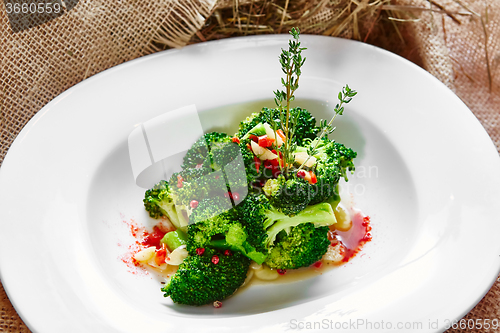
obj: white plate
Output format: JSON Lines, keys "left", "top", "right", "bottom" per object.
{"left": 1, "top": 35, "right": 500, "bottom": 333}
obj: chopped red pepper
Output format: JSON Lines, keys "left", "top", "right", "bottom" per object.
{"left": 190, "top": 200, "right": 199, "bottom": 209}
{"left": 309, "top": 171, "right": 318, "bottom": 184}
{"left": 213, "top": 301, "right": 222, "bottom": 308}
{"left": 248, "top": 134, "right": 259, "bottom": 143}
{"left": 297, "top": 170, "right": 306, "bottom": 179}
{"left": 212, "top": 255, "right": 219, "bottom": 264}
{"left": 253, "top": 155, "right": 261, "bottom": 173}
{"left": 232, "top": 137, "right": 240, "bottom": 144}
{"left": 155, "top": 249, "right": 167, "bottom": 266}
{"left": 232, "top": 192, "right": 240, "bottom": 202}
{"left": 196, "top": 248, "right": 205, "bottom": 256}
{"left": 224, "top": 249, "right": 232, "bottom": 256}
{"left": 277, "top": 269, "right": 287, "bottom": 275}
{"left": 263, "top": 160, "right": 273, "bottom": 169}
{"left": 141, "top": 226, "right": 166, "bottom": 249}
{"left": 258, "top": 135, "right": 275, "bottom": 148}
{"left": 276, "top": 129, "right": 286, "bottom": 142}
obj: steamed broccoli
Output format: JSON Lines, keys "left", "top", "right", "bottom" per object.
{"left": 259, "top": 137, "right": 356, "bottom": 210}
{"left": 236, "top": 107, "right": 319, "bottom": 144}
{"left": 263, "top": 174, "right": 309, "bottom": 215}
{"left": 236, "top": 194, "right": 337, "bottom": 247}
{"left": 143, "top": 180, "right": 186, "bottom": 229}
{"left": 147, "top": 29, "right": 359, "bottom": 308}
{"left": 186, "top": 196, "right": 268, "bottom": 264}
{"left": 299, "top": 137, "right": 357, "bottom": 204}
{"left": 265, "top": 223, "right": 331, "bottom": 269}
{"left": 169, "top": 166, "right": 227, "bottom": 207}
{"left": 161, "top": 248, "right": 250, "bottom": 306}
{"left": 210, "top": 223, "right": 268, "bottom": 264}
{"left": 181, "top": 132, "right": 232, "bottom": 170}
{"left": 186, "top": 196, "right": 235, "bottom": 253}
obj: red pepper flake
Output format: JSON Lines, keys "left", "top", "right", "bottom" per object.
{"left": 213, "top": 301, "right": 222, "bottom": 308}
{"left": 297, "top": 170, "right": 306, "bottom": 179}
{"left": 212, "top": 255, "right": 219, "bottom": 264}
{"left": 312, "top": 261, "right": 323, "bottom": 269}
{"left": 224, "top": 249, "right": 232, "bottom": 256}
{"left": 277, "top": 269, "right": 287, "bottom": 275}
{"left": 196, "top": 248, "right": 205, "bottom": 256}
{"left": 232, "top": 137, "right": 240, "bottom": 144}
{"left": 190, "top": 200, "right": 199, "bottom": 209}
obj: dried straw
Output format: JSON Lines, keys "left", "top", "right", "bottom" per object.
{"left": 145, "top": 0, "right": 486, "bottom": 78}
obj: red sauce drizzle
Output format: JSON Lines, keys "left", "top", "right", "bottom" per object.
{"left": 329, "top": 211, "right": 372, "bottom": 264}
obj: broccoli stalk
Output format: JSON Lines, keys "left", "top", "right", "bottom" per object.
{"left": 210, "top": 224, "right": 268, "bottom": 264}
{"left": 143, "top": 180, "right": 187, "bottom": 230}
{"left": 265, "top": 202, "right": 336, "bottom": 246}
{"left": 236, "top": 194, "right": 337, "bottom": 247}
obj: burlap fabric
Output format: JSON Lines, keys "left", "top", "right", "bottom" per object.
{"left": 0, "top": 1, "right": 499, "bottom": 332}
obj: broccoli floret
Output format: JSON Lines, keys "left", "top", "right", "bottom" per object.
{"left": 169, "top": 166, "right": 227, "bottom": 207}
{"left": 186, "top": 196, "right": 235, "bottom": 253}
{"left": 300, "top": 138, "right": 357, "bottom": 204}
{"left": 265, "top": 223, "right": 330, "bottom": 269}
{"left": 236, "top": 194, "right": 336, "bottom": 247}
{"left": 186, "top": 196, "right": 268, "bottom": 263}
{"left": 143, "top": 180, "right": 185, "bottom": 229}
{"left": 235, "top": 193, "right": 284, "bottom": 246}
{"left": 211, "top": 141, "right": 249, "bottom": 202}
{"left": 181, "top": 132, "right": 232, "bottom": 170}
{"left": 161, "top": 248, "right": 250, "bottom": 306}
{"left": 210, "top": 223, "right": 268, "bottom": 264}
{"left": 263, "top": 175, "right": 309, "bottom": 215}
{"left": 330, "top": 141, "right": 357, "bottom": 180}
{"left": 236, "top": 111, "right": 267, "bottom": 140}
{"left": 290, "top": 107, "right": 320, "bottom": 144}
{"left": 179, "top": 134, "right": 250, "bottom": 205}
{"left": 236, "top": 107, "right": 319, "bottom": 144}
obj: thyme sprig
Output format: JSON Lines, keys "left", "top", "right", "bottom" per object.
{"left": 272, "top": 27, "right": 306, "bottom": 175}
{"left": 297, "top": 85, "right": 357, "bottom": 171}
